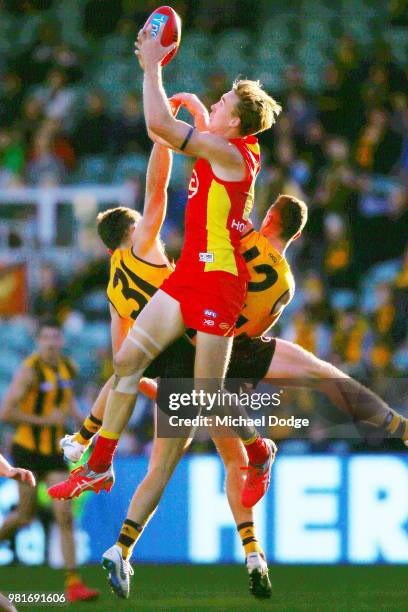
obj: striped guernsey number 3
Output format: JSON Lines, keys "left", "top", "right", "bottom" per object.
{"left": 113, "top": 268, "right": 148, "bottom": 319}
{"left": 236, "top": 244, "right": 279, "bottom": 329}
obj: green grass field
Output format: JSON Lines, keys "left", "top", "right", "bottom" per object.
{"left": 0, "top": 565, "right": 406, "bottom": 611}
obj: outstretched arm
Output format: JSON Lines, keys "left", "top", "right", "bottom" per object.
{"left": 132, "top": 143, "right": 173, "bottom": 256}
{"left": 136, "top": 26, "right": 243, "bottom": 171}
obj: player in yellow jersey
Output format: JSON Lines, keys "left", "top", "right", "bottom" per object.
{"left": 0, "top": 318, "right": 99, "bottom": 603}
{"left": 59, "top": 139, "right": 175, "bottom": 464}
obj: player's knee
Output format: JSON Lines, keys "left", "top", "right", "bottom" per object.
{"left": 112, "top": 351, "right": 139, "bottom": 377}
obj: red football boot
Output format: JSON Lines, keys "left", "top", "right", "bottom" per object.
{"left": 48, "top": 463, "right": 114, "bottom": 500}
{"left": 241, "top": 439, "right": 277, "bottom": 508}
{"left": 66, "top": 582, "right": 100, "bottom": 603}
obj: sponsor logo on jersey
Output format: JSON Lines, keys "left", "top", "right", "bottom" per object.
{"left": 203, "top": 319, "right": 215, "bottom": 326}
{"left": 203, "top": 309, "right": 218, "bottom": 318}
{"left": 231, "top": 218, "right": 246, "bottom": 232}
{"left": 150, "top": 14, "right": 168, "bottom": 39}
{"left": 199, "top": 252, "right": 214, "bottom": 263}
{"left": 39, "top": 382, "right": 55, "bottom": 392}
{"left": 219, "top": 322, "right": 230, "bottom": 330}
{"left": 188, "top": 169, "right": 199, "bottom": 199}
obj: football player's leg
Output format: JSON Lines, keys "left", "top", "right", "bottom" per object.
{"left": 47, "top": 471, "right": 99, "bottom": 602}
{"left": 62, "top": 376, "right": 159, "bottom": 464}
{"left": 118, "top": 434, "right": 191, "bottom": 557}
{"left": 47, "top": 472, "right": 77, "bottom": 573}
{"left": 103, "top": 433, "right": 192, "bottom": 599}
{"left": 48, "top": 291, "right": 185, "bottom": 499}
{"left": 212, "top": 435, "right": 272, "bottom": 598}
{"left": 266, "top": 339, "right": 408, "bottom": 440}
{"left": 115, "top": 359, "right": 194, "bottom": 562}
{"left": 194, "top": 333, "right": 275, "bottom": 507}
{"left": 102, "top": 290, "right": 185, "bottom": 434}
{"left": 194, "top": 332, "right": 256, "bottom": 437}
{"left": 88, "top": 293, "right": 183, "bottom": 472}
{"left": 60, "top": 376, "right": 111, "bottom": 462}
{"left": 0, "top": 480, "right": 36, "bottom": 541}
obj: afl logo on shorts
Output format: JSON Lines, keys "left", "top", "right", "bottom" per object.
{"left": 204, "top": 309, "right": 217, "bottom": 318}
{"left": 219, "top": 322, "right": 230, "bottom": 330}
{"left": 188, "top": 169, "right": 199, "bottom": 199}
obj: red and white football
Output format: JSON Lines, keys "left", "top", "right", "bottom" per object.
{"left": 143, "top": 6, "right": 182, "bottom": 66}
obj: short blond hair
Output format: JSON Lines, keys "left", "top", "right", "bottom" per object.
{"left": 232, "top": 79, "right": 282, "bottom": 136}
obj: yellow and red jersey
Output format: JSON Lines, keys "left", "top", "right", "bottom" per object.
{"left": 177, "top": 135, "right": 260, "bottom": 279}
{"left": 107, "top": 229, "right": 294, "bottom": 339}
{"left": 235, "top": 229, "right": 295, "bottom": 337}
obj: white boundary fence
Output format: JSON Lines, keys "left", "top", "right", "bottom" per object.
{"left": 0, "top": 185, "right": 136, "bottom": 247}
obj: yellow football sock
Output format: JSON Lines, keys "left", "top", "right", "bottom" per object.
{"left": 237, "top": 521, "right": 264, "bottom": 557}
{"left": 385, "top": 414, "right": 408, "bottom": 440}
{"left": 242, "top": 433, "right": 259, "bottom": 446}
{"left": 73, "top": 414, "right": 102, "bottom": 446}
{"left": 116, "top": 519, "right": 144, "bottom": 561}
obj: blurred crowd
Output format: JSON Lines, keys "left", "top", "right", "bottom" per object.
{"left": 0, "top": 0, "right": 407, "bottom": 452}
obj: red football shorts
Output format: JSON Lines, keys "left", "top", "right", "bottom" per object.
{"left": 161, "top": 269, "right": 247, "bottom": 336}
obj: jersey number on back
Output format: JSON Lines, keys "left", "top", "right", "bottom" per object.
{"left": 236, "top": 245, "right": 279, "bottom": 330}
{"left": 113, "top": 268, "right": 148, "bottom": 319}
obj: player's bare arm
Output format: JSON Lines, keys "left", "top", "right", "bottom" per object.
{"left": 132, "top": 143, "right": 172, "bottom": 257}
{"left": 266, "top": 289, "right": 294, "bottom": 329}
{"left": 1, "top": 366, "right": 39, "bottom": 425}
{"left": 110, "top": 303, "right": 131, "bottom": 356}
{"left": 136, "top": 26, "right": 246, "bottom": 178}
{"left": 1, "top": 366, "right": 64, "bottom": 427}
{"left": 172, "top": 93, "right": 210, "bottom": 131}
{"left": 147, "top": 94, "right": 208, "bottom": 151}
{"left": 0, "top": 453, "right": 36, "bottom": 486}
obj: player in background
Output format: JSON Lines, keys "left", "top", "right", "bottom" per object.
{"left": 51, "top": 23, "right": 283, "bottom": 509}
{"left": 0, "top": 319, "right": 99, "bottom": 603}
{"left": 0, "top": 453, "right": 35, "bottom": 612}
